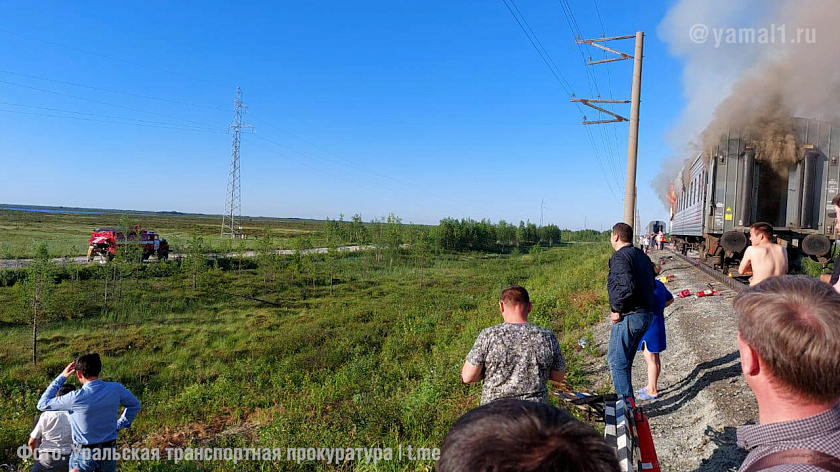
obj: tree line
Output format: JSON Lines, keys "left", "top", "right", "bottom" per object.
{"left": 319, "top": 214, "right": 565, "bottom": 252}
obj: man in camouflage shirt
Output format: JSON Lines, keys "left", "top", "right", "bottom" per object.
{"left": 461, "top": 285, "right": 566, "bottom": 405}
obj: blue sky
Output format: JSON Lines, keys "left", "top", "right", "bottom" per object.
{"left": 0, "top": 0, "right": 686, "bottom": 228}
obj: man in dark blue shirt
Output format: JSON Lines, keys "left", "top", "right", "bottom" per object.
{"left": 607, "top": 222, "right": 654, "bottom": 400}
{"left": 37, "top": 353, "right": 141, "bottom": 472}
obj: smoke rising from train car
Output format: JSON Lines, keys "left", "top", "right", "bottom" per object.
{"left": 654, "top": 0, "right": 840, "bottom": 207}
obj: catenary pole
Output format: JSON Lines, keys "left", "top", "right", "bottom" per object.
{"left": 571, "top": 31, "right": 644, "bottom": 231}
{"left": 623, "top": 32, "right": 644, "bottom": 229}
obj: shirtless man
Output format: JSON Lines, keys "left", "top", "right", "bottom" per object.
{"left": 738, "top": 222, "right": 788, "bottom": 286}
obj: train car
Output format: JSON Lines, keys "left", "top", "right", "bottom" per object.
{"left": 670, "top": 117, "right": 839, "bottom": 272}
{"left": 669, "top": 154, "right": 706, "bottom": 247}
{"left": 644, "top": 221, "right": 667, "bottom": 236}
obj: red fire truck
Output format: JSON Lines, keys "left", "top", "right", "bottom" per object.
{"left": 87, "top": 227, "right": 169, "bottom": 262}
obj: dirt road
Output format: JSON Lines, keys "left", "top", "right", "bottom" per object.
{"left": 0, "top": 245, "right": 374, "bottom": 269}
{"left": 585, "top": 249, "right": 757, "bottom": 472}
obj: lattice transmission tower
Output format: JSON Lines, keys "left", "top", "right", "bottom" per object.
{"left": 221, "top": 87, "right": 252, "bottom": 238}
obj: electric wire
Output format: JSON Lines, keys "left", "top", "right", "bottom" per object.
{"left": 556, "top": 0, "right": 625, "bottom": 193}
{"left": 0, "top": 28, "right": 230, "bottom": 89}
{"left": 590, "top": 0, "right": 628, "bottom": 193}
{"left": 0, "top": 100, "right": 226, "bottom": 131}
{"left": 242, "top": 135, "right": 472, "bottom": 216}
{"left": 0, "top": 69, "right": 230, "bottom": 112}
{"left": 0, "top": 78, "right": 226, "bottom": 130}
{"left": 499, "top": 0, "right": 574, "bottom": 96}
{"left": 0, "top": 107, "right": 227, "bottom": 133}
{"left": 498, "top": 0, "right": 620, "bottom": 201}
{"left": 247, "top": 132, "right": 487, "bottom": 215}
{"left": 249, "top": 114, "right": 439, "bottom": 193}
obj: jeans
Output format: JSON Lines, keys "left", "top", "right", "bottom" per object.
{"left": 31, "top": 453, "right": 69, "bottom": 472}
{"left": 69, "top": 447, "right": 117, "bottom": 472}
{"left": 608, "top": 310, "right": 653, "bottom": 399}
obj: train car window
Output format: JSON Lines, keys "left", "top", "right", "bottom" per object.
{"left": 694, "top": 175, "right": 700, "bottom": 203}
{"left": 694, "top": 177, "right": 698, "bottom": 203}
{"left": 695, "top": 177, "right": 699, "bottom": 203}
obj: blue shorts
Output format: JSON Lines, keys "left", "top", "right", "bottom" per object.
{"left": 638, "top": 314, "right": 666, "bottom": 353}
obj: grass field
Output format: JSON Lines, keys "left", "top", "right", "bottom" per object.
{"left": 0, "top": 234, "right": 611, "bottom": 471}
{"left": 0, "top": 208, "right": 327, "bottom": 258}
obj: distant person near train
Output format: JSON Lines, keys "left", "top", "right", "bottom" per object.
{"left": 655, "top": 231, "right": 665, "bottom": 251}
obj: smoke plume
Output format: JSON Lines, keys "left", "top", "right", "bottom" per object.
{"left": 654, "top": 0, "right": 840, "bottom": 207}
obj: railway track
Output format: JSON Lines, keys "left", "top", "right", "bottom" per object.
{"left": 666, "top": 248, "right": 748, "bottom": 292}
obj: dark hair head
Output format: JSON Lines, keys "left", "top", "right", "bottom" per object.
{"left": 749, "top": 222, "right": 775, "bottom": 242}
{"left": 57, "top": 385, "right": 76, "bottom": 397}
{"left": 75, "top": 353, "right": 102, "bottom": 379}
{"left": 438, "top": 399, "right": 620, "bottom": 472}
{"left": 611, "top": 223, "right": 632, "bottom": 243}
{"left": 501, "top": 285, "right": 530, "bottom": 306}
{"left": 831, "top": 193, "right": 840, "bottom": 207}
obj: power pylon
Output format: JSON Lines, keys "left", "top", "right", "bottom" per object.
{"left": 540, "top": 198, "right": 546, "bottom": 227}
{"left": 222, "top": 87, "right": 253, "bottom": 239}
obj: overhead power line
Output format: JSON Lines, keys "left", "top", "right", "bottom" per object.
{"left": 499, "top": 0, "right": 574, "bottom": 96}
{"left": 0, "top": 107, "right": 226, "bottom": 133}
{"left": 247, "top": 132, "right": 485, "bottom": 215}
{"left": 0, "top": 69, "right": 230, "bottom": 112}
{"left": 0, "top": 100, "right": 226, "bottom": 131}
{"left": 0, "top": 78, "right": 223, "bottom": 129}
{"left": 557, "top": 0, "right": 624, "bottom": 194}
{"left": 0, "top": 28, "right": 230, "bottom": 89}
{"left": 497, "top": 0, "right": 621, "bottom": 202}
{"left": 243, "top": 135, "right": 473, "bottom": 216}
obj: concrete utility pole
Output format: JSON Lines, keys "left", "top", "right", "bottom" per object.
{"left": 571, "top": 32, "right": 644, "bottom": 231}
{"left": 625, "top": 32, "right": 644, "bottom": 230}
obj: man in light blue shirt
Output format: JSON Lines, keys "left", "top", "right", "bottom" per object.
{"left": 36, "top": 353, "right": 141, "bottom": 472}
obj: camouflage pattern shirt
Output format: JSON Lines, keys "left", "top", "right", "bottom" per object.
{"left": 466, "top": 322, "right": 565, "bottom": 405}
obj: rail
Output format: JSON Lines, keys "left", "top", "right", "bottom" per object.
{"left": 667, "top": 249, "right": 748, "bottom": 292}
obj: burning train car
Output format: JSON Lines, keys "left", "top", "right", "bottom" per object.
{"left": 670, "top": 117, "right": 839, "bottom": 272}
